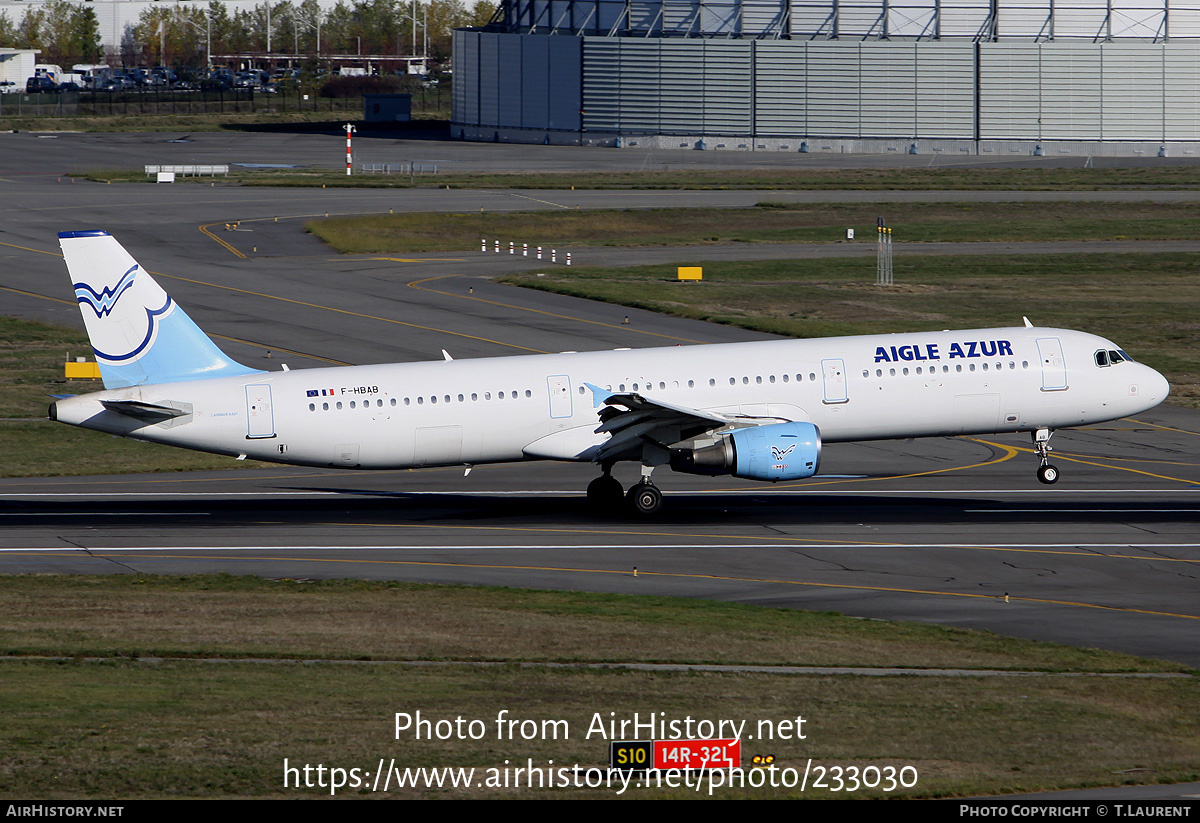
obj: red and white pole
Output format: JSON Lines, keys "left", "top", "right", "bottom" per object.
{"left": 344, "top": 123, "right": 356, "bottom": 176}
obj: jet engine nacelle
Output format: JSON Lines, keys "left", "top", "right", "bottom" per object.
{"left": 669, "top": 422, "right": 821, "bottom": 482}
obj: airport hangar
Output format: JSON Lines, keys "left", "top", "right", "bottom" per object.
{"left": 452, "top": 0, "right": 1200, "bottom": 155}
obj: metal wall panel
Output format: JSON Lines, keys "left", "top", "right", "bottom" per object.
{"left": 582, "top": 39, "right": 623, "bottom": 130}
{"left": 478, "top": 32, "right": 501, "bottom": 128}
{"left": 520, "top": 34, "right": 550, "bottom": 128}
{"left": 1039, "top": 44, "right": 1102, "bottom": 139}
{"left": 979, "top": 43, "right": 1042, "bottom": 139}
{"left": 753, "top": 41, "right": 807, "bottom": 134}
{"left": 995, "top": 2, "right": 1053, "bottom": 37}
{"left": 1172, "top": 7, "right": 1200, "bottom": 37}
{"left": 452, "top": 30, "right": 476, "bottom": 126}
{"left": 1102, "top": 45, "right": 1163, "bottom": 141}
{"left": 662, "top": 0, "right": 701, "bottom": 32}
{"left": 742, "top": 0, "right": 789, "bottom": 35}
{"left": 618, "top": 41, "right": 663, "bottom": 130}
{"left": 1164, "top": 46, "right": 1200, "bottom": 139}
{"left": 789, "top": 5, "right": 839, "bottom": 37}
{"left": 804, "top": 44, "right": 862, "bottom": 135}
{"left": 460, "top": 27, "right": 1200, "bottom": 144}
{"left": 859, "top": 44, "right": 918, "bottom": 136}
{"left": 547, "top": 35, "right": 583, "bottom": 130}
{"left": 702, "top": 42, "right": 754, "bottom": 132}
{"left": 497, "top": 36, "right": 524, "bottom": 127}
{"left": 915, "top": 43, "right": 977, "bottom": 136}
{"left": 629, "top": 1, "right": 665, "bottom": 32}
{"left": 940, "top": 0, "right": 995, "bottom": 37}
{"left": 660, "top": 40, "right": 706, "bottom": 131}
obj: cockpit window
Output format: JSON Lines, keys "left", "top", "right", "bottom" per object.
{"left": 1118, "top": 349, "right": 1134, "bottom": 362}
{"left": 1108, "top": 350, "right": 1123, "bottom": 363}
{"left": 1094, "top": 350, "right": 1109, "bottom": 367}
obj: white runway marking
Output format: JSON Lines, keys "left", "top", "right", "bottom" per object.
{"left": 2, "top": 543, "right": 1198, "bottom": 553}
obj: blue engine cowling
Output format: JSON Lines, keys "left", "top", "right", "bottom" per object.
{"left": 669, "top": 422, "right": 821, "bottom": 482}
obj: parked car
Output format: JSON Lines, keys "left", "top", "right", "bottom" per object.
{"left": 0, "top": 80, "right": 20, "bottom": 94}
{"left": 26, "top": 76, "right": 58, "bottom": 93}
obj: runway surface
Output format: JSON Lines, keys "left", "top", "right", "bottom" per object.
{"left": 1, "top": 133, "right": 1198, "bottom": 668}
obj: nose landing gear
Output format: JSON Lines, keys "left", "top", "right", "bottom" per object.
{"left": 1033, "top": 428, "right": 1059, "bottom": 485}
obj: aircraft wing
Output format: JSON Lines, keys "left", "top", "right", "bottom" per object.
{"left": 585, "top": 383, "right": 789, "bottom": 464}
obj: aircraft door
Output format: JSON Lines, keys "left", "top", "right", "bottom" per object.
{"left": 1036, "top": 338, "right": 1069, "bottom": 391}
{"left": 821, "top": 359, "right": 849, "bottom": 404}
{"left": 547, "top": 374, "right": 573, "bottom": 419}
{"left": 245, "top": 384, "right": 275, "bottom": 439}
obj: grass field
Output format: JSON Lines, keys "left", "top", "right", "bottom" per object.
{"left": 2, "top": 575, "right": 1196, "bottom": 799}
{"left": 308, "top": 201, "right": 1200, "bottom": 254}
{"left": 80, "top": 165, "right": 1200, "bottom": 190}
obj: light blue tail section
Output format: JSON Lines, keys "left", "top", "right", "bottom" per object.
{"left": 59, "top": 230, "right": 264, "bottom": 389}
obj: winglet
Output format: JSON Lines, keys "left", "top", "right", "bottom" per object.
{"left": 59, "top": 231, "right": 264, "bottom": 389}
{"left": 1023, "top": 316, "right": 1033, "bottom": 328}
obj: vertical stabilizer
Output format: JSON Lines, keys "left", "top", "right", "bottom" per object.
{"left": 59, "top": 230, "right": 264, "bottom": 389}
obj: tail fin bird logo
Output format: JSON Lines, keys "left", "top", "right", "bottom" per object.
{"left": 74, "top": 265, "right": 138, "bottom": 317}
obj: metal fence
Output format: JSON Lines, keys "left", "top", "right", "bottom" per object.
{"left": 0, "top": 86, "right": 448, "bottom": 119}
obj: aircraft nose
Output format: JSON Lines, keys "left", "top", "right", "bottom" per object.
{"left": 1140, "top": 365, "right": 1170, "bottom": 406}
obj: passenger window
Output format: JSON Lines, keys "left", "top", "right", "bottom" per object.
{"left": 308, "top": 403, "right": 315, "bottom": 411}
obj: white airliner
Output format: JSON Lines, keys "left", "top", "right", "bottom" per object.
{"left": 50, "top": 231, "right": 1170, "bottom": 514}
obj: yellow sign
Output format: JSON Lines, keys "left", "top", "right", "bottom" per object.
{"left": 65, "top": 361, "right": 101, "bottom": 379}
{"left": 677, "top": 267, "right": 703, "bottom": 281}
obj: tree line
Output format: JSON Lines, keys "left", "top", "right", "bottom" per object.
{"left": 0, "top": 0, "right": 496, "bottom": 68}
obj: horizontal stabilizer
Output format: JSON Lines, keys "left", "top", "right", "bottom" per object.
{"left": 100, "top": 399, "right": 188, "bottom": 421}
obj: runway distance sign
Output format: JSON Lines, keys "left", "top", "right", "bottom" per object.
{"left": 610, "top": 739, "right": 741, "bottom": 771}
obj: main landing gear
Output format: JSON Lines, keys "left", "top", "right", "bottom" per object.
{"left": 1033, "top": 428, "right": 1060, "bottom": 485}
{"left": 586, "top": 467, "right": 664, "bottom": 516}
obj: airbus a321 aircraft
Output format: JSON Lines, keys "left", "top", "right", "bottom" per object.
{"left": 50, "top": 230, "right": 1170, "bottom": 515}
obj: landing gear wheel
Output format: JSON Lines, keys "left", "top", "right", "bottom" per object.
{"left": 587, "top": 475, "right": 624, "bottom": 509}
{"left": 1037, "top": 464, "right": 1060, "bottom": 485}
{"left": 627, "top": 482, "right": 663, "bottom": 516}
